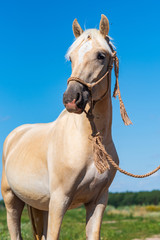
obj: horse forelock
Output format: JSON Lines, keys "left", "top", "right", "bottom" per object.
{"left": 65, "top": 29, "right": 115, "bottom": 61}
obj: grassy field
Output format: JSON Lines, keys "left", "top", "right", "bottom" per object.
{"left": 0, "top": 205, "right": 160, "bottom": 240}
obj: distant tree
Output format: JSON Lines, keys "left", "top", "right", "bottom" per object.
{"left": 0, "top": 199, "right": 5, "bottom": 208}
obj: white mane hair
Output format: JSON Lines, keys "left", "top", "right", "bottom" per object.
{"left": 65, "top": 29, "right": 114, "bottom": 61}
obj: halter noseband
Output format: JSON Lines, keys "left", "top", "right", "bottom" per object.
{"left": 67, "top": 66, "right": 113, "bottom": 93}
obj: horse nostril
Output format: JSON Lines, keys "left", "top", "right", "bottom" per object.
{"left": 75, "top": 92, "right": 82, "bottom": 106}
{"left": 76, "top": 93, "right": 80, "bottom": 102}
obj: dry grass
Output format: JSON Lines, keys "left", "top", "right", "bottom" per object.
{"left": 106, "top": 205, "right": 160, "bottom": 218}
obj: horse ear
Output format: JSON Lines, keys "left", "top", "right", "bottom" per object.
{"left": 99, "top": 14, "right": 109, "bottom": 37}
{"left": 72, "top": 19, "right": 83, "bottom": 38}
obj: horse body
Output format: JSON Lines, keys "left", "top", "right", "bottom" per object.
{"left": 1, "top": 15, "right": 127, "bottom": 240}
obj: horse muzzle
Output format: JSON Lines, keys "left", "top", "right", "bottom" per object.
{"left": 63, "top": 82, "right": 90, "bottom": 114}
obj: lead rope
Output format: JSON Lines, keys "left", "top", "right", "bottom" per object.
{"left": 113, "top": 52, "right": 132, "bottom": 125}
{"left": 91, "top": 133, "right": 160, "bottom": 177}
{"left": 87, "top": 52, "right": 160, "bottom": 177}
{"left": 88, "top": 105, "right": 160, "bottom": 177}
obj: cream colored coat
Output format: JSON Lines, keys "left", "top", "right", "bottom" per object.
{"left": 1, "top": 15, "right": 120, "bottom": 240}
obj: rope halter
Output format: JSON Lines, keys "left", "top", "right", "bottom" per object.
{"left": 67, "top": 51, "right": 132, "bottom": 126}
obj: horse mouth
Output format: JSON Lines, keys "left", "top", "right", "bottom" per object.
{"left": 65, "top": 100, "right": 83, "bottom": 114}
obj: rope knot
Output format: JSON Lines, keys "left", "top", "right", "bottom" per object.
{"left": 92, "top": 132, "right": 100, "bottom": 138}
{"left": 92, "top": 133, "right": 111, "bottom": 174}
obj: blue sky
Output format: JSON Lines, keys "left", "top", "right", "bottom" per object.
{"left": 0, "top": 0, "right": 160, "bottom": 199}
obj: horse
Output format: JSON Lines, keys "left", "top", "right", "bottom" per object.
{"left": 1, "top": 14, "right": 131, "bottom": 240}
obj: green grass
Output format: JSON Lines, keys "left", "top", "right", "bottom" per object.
{"left": 0, "top": 207, "right": 33, "bottom": 240}
{"left": 0, "top": 205, "right": 160, "bottom": 240}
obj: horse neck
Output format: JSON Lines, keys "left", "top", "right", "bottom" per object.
{"left": 82, "top": 77, "right": 112, "bottom": 142}
{"left": 92, "top": 91, "right": 112, "bottom": 138}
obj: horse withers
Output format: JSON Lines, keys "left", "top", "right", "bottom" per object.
{"left": 1, "top": 14, "right": 128, "bottom": 240}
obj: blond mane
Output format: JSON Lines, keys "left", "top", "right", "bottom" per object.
{"left": 65, "top": 29, "right": 114, "bottom": 61}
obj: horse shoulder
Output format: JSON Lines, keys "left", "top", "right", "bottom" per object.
{"left": 3, "top": 124, "right": 34, "bottom": 163}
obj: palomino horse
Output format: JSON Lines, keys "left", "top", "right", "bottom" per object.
{"left": 1, "top": 14, "right": 131, "bottom": 240}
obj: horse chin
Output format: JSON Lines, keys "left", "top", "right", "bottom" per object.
{"left": 66, "top": 107, "right": 83, "bottom": 114}
{"left": 74, "top": 108, "right": 83, "bottom": 114}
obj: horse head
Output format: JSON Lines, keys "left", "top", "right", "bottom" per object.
{"left": 63, "top": 14, "right": 113, "bottom": 114}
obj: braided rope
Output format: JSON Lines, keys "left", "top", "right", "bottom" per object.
{"left": 91, "top": 133, "right": 160, "bottom": 178}
{"left": 108, "top": 157, "right": 160, "bottom": 178}
{"left": 113, "top": 53, "right": 132, "bottom": 126}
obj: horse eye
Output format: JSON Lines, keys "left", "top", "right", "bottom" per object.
{"left": 97, "top": 52, "right": 105, "bottom": 60}
{"left": 69, "top": 56, "right": 72, "bottom": 62}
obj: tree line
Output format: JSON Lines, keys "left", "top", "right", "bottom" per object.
{"left": 108, "top": 190, "right": 160, "bottom": 207}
